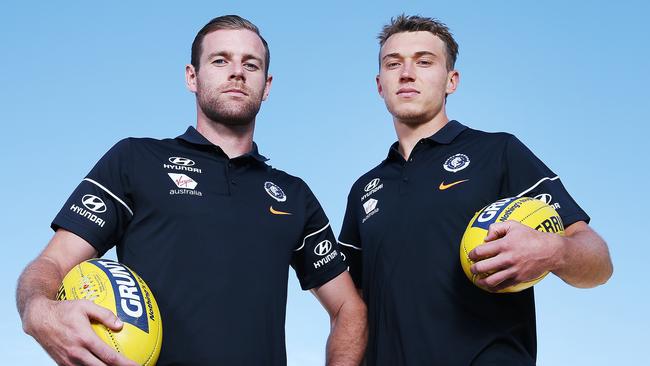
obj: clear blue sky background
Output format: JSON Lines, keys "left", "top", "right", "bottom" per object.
{"left": 1, "top": 1, "right": 647, "bottom": 365}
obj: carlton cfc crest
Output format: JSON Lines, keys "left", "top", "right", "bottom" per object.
{"left": 443, "top": 153, "right": 470, "bottom": 172}
{"left": 264, "top": 182, "right": 287, "bottom": 202}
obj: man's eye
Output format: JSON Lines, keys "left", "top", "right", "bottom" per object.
{"left": 213, "top": 59, "right": 226, "bottom": 65}
{"left": 386, "top": 62, "right": 400, "bottom": 68}
{"left": 418, "top": 60, "right": 433, "bottom": 66}
{"left": 244, "top": 63, "right": 260, "bottom": 71}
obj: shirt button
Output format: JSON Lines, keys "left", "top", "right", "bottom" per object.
{"left": 409, "top": 158, "right": 414, "bottom": 162}
{"left": 403, "top": 177, "right": 409, "bottom": 182}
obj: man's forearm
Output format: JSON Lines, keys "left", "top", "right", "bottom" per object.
{"left": 552, "top": 223, "right": 613, "bottom": 288}
{"left": 16, "top": 256, "right": 64, "bottom": 325}
{"left": 326, "top": 299, "right": 367, "bottom": 366}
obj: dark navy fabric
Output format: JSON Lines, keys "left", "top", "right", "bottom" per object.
{"left": 338, "top": 120, "right": 589, "bottom": 366}
{"left": 52, "top": 126, "right": 346, "bottom": 366}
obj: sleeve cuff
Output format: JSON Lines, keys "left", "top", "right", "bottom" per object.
{"left": 299, "top": 261, "right": 347, "bottom": 291}
{"left": 51, "top": 218, "right": 112, "bottom": 257}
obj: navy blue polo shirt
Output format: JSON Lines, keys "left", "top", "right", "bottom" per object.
{"left": 338, "top": 120, "right": 589, "bottom": 366}
{"left": 52, "top": 126, "right": 346, "bottom": 366}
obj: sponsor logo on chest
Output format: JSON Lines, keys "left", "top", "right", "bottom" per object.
{"left": 361, "top": 178, "right": 383, "bottom": 201}
{"left": 168, "top": 173, "right": 203, "bottom": 196}
{"left": 361, "top": 198, "right": 379, "bottom": 223}
{"left": 163, "top": 156, "right": 203, "bottom": 174}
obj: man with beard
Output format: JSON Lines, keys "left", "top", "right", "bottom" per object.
{"left": 338, "top": 15, "right": 612, "bottom": 365}
{"left": 17, "top": 15, "right": 367, "bottom": 366}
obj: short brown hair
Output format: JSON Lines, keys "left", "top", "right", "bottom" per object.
{"left": 191, "top": 15, "right": 270, "bottom": 76}
{"left": 378, "top": 14, "right": 458, "bottom": 70}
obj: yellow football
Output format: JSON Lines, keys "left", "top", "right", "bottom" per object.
{"left": 460, "top": 197, "right": 565, "bottom": 293}
{"left": 57, "top": 259, "right": 162, "bottom": 365}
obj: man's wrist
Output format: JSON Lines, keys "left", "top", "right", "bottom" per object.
{"left": 549, "top": 232, "right": 569, "bottom": 274}
{"left": 21, "top": 295, "right": 52, "bottom": 335}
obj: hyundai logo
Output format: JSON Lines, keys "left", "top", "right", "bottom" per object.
{"left": 82, "top": 194, "right": 107, "bottom": 213}
{"left": 364, "top": 178, "right": 381, "bottom": 192}
{"left": 168, "top": 157, "right": 195, "bottom": 166}
{"left": 314, "top": 240, "right": 332, "bottom": 256}
{"left": 535, "top": 193, "right": 553, "bottom": 205}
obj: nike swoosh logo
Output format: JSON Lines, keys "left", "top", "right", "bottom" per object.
{"left": 439, "top": 179, "right": 469, "bottom": 190}
{"left": 269, "top": 206, "right": 292, "bottom": 215}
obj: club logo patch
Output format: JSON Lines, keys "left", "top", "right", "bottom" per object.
{"left": 264, "top": 182, "right": 286, "bottom": 202}
{"left": 443, "top": 153, "right": 470, "bottom": 172}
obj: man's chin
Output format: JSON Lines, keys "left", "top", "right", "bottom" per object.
{"left": 207, "top": 112, "right": 256, "bottom": 126}
{"left": 200, "top": 101, "right": 261, "bottom": 126}
{"left": 392, "top": 112, "right": 431, "bottom": 125}
{"left": 388, "top": 103, "right": 441, "bottom": 125}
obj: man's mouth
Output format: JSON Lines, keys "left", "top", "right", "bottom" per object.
{"left": 223, "top": 88, "right": 248, "bottom": 96}
{"left": 397, "top": 87, "right": 420, "bottom": 97}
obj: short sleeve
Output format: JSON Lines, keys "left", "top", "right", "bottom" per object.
{"left": 291, "top": 184, "right": 346, "bottom": 290}
{"left": 338, "top": 189, "right": 363, "bottom": 288}
{"left": 51, "top": 138, "right": 135, "bottom": 255}
{"left": 502, "top": 135, "right": 590, "bottom": 226}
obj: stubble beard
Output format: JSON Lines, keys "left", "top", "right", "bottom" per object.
{"left": 389, "top": 103, "right": 440, "bottom": 126}
{"left": 197, "top": 81, "right": 263, "bottom": 126}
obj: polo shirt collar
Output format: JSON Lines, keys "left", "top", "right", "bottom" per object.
{"left": 387, "top": 120, "right": 467, "bottom": 161}
{"left": 427, "top": 120, "right": 467, "bottom": 144}
{"left": 176, "top": 126, "right": 269, "bottom": 162}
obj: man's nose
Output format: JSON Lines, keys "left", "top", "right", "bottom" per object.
{"left": 229, "top": 63, "right": 245, "bottom": 82}
{"left": 400, "top": 60, "right": 415, "bottom": 82}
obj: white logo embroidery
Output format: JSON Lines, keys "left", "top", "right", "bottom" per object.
{"left": 168, "top": 173, "right": 198, "bottom": 189}
{"left": 364, "top": 178, "right": 381, "bottom": 192}
{"left": 361, "top": 178, "right": 384, "bottom": 201}
{"left": 264, "top": 182, "right": 287, "bottom": 202}
{"left": 363, "top": 199, "right": 378, "bottom": 215}
{"left": 314, "top": 240, "right": 333, "bottom": 256}
{"left": 535, "top": 193, "right": 552, "bottom": 204}
{"left": 168, "top": 157, "right": 195, "bottom": 166}
{"left": 81, "top": 194, "right": 107, "bottom": 213}
{"left": 534, "top": 193, "right": 561, "bottom": 210}
{"left": 443, "top": 153, "right": 470, "bottom": 172}
{"left": 362, "top": 198, "right": 380, "bottom": 223}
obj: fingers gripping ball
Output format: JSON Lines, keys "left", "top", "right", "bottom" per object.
{"left": 57, "top": 259, "right": 162, "bottom": 365}
{"left": 460, "top": 197, "right": 565, "bottom": 293}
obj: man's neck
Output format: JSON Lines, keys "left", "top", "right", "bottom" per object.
{"left": 394, "top": 113, "right": 449, "bottom": 161}
{"left": 196, "top": 118, "right": 255, "bottom": 159}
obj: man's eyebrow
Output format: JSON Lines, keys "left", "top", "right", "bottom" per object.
{"left": 381, "top": 50, "right": 438, "bottom": 62}
{"left": 206, "top": 51, "right": 232, "bottom": 59}
{"left": 413, "top": 51, "right": 437, "bottom": 58}
{"left": 381, "top": 52, "right": 401, "bottom": 62}
{"left": 241, "top": 53, "right": 263, "bottom": 63}
{"left": 206, "top": 51, "right": 262, "bottom": 64}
